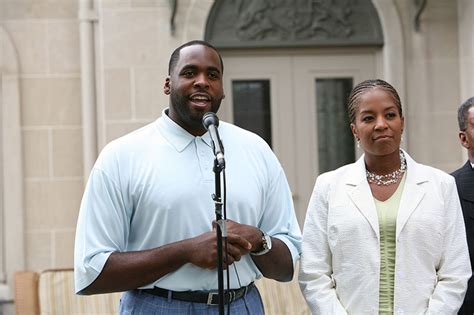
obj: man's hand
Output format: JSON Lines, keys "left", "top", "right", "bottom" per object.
{"left": 187, "top": 229, "right": 252, "bottom": 269}
{"left": 225, "top": 220, "right": 295, "bottom": 282}
{"left": 223, "top": 220, "right": 263, "bottom": 253}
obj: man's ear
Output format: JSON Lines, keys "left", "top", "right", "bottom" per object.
{"left": 164, "top": 77, "right": 171, "bottom": 95}
{"left": 459, "top": 132, "right": 470, "bottom": 150}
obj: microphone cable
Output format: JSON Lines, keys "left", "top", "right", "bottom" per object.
{"left": 223, "top": 169, "right": 231, "bottom": 314}
{"left": 223, "top": 169, "right": 247, "bottom": 314}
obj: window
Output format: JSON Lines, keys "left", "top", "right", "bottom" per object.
{"left": 231, "top": 80, "right": 272, "bottom": 147}
{"left": 315, "top": 78, "right": 355, "bottom": 173}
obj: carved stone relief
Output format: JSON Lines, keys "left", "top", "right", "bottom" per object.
{"left": 205, "top": 0, "right": 383, "bottom": 48}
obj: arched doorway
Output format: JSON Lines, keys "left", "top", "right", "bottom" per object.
{"left": 204, "top": 0, "right": 404, "bottom": 225}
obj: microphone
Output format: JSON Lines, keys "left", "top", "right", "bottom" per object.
{"left": 202, "top": 112, "right": 225, "bottom": 169}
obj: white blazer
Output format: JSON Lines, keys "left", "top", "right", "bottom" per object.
{"left": 299, "top": 151, "right": 471, "bottom": 315}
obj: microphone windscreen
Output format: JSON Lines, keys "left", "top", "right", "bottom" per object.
{"left": 202, "top": 112, "right": 219, "bottom": 130}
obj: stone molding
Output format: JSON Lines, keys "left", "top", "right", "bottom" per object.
{"left": 0, "top": 25, "right": 25, "bottom": 301}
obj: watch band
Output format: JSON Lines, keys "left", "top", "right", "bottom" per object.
{"left": 250, "top": 229, "right": 272, "bottom": 256}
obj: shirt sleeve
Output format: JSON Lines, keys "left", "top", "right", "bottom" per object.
{"left": 74, "top": 166, "right": 130, "bottom": 294}
{"left": 298, "top": 174, "right": 348, "bottom": 314}
{"left": 259, "top": 166, "right": 302, "bottom": 265}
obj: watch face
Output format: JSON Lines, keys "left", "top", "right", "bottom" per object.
{"left": 263, "top": 234, "right": 272, "bottom": 250}
{"left": 251, "top": 231, "right": 272, "bottom": 256}
{"left": 262, "top": 237, "right": 268, "bottom": 250}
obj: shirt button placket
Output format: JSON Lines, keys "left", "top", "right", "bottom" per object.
{"left": 196, "top": 138, "right": 211, "bottom": 176}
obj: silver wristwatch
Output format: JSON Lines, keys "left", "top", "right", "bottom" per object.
{"left": 250, "top": 229, "right": 272, "bottom": 256}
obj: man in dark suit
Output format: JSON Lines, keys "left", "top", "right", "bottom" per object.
{"left": 452, "top": 96, "right": 474, "bottom": 315}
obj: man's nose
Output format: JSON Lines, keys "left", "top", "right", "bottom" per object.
{"left": 194, "top": 73, "right": 209, "bottom": 89}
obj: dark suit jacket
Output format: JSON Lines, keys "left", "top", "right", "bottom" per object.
{"left": 452, "top": 161, "right": 474, "bottom": 315}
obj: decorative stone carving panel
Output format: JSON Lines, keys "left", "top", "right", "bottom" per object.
{"left": 205, "top": 0, "right": 383, "bottom": 48}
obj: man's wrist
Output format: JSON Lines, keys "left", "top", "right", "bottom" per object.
{"left": 250, "top": 229, "right": 272, "bottom": 256}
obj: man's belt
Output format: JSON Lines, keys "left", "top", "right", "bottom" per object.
{"left": 140, "top": 282, "right": 255, "bottom": 305}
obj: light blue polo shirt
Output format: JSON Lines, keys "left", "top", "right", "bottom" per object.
{"left": 74, "top": 110, "right": 302, "bottom": 293}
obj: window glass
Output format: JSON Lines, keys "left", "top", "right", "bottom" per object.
{"left": 316, "top": 78, "right": 355, "bottom": 173}
{"left": 231, "top": 80, "right": 272, "bottom": 147}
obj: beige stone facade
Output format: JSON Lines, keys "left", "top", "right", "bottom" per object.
{"left": 0, "top": 0, "right": 473, "bottom": 313}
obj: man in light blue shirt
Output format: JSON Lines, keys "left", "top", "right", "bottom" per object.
{"left": 74, "top": 40, "right": 302, "bottom": 314}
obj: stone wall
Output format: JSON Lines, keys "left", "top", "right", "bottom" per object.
{"left": 2, "top": 0, "right": 82, "bottom": 273}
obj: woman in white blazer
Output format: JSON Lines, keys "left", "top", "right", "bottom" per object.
{"left": 299, "top": 79, "right": 471, "bottom": 314}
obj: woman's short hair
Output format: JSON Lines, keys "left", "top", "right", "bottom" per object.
{"left": 347, "top": 79, "right": 403, "bottom": 124}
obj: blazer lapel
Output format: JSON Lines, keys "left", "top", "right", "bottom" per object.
{"left": 346, "top": 156, "right": 380, "bottom": 239}
{"left": 396, "top": 151, "right": 427, "bottom": 238}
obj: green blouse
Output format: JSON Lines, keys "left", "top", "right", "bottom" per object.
{"left": 374, "top": 173, "right": 406, "bottom": 314}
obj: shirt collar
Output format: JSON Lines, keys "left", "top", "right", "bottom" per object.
{"left": 156, "top": 109, "right": 212, "bottom": 152}
{"left": 471, "top": 162, "right": 474, "bottom": 169}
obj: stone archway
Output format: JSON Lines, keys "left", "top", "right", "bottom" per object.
{"left": 198, "top": 0, "right": 407, "bottom": 223}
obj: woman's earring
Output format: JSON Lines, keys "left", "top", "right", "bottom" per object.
{"left": 356, "top": 138, "right": 360, "bottom": 148}
{"left": 401, "top": 134, "right": 404, "bottom": 142}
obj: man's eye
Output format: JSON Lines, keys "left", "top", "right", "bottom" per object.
{"left": 208, "top": 72, "right": 219, "bottom": 79}
{"left": 183, "top": 71, "right": 194, "bottom": 77}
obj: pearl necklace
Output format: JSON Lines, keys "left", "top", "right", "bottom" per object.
{"left": 366, "top": 150, "right": 407, "bottom": 186}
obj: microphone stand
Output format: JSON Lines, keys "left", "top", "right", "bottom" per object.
{"left": 212, "top": 158, "right": 226, "bottom": 315}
